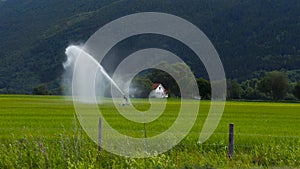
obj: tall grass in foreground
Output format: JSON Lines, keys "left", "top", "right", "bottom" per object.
{"left": 1, "top": 126, "right": 300, "bottom": 168}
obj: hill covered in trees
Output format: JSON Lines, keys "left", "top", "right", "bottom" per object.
{"left": 0, "top": 0, "right": 299, "bottom": 94}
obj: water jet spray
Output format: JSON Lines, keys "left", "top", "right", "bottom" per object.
{"left": 65, "top": 45, "right": 127, "bottom": 102}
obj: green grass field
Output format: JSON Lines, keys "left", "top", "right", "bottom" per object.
{"left": 0, "top": 95, "right": 299, "bottom": 168}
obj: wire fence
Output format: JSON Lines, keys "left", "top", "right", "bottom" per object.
{"left": 1, "top": 127, "right": 299, "bottom": 146}
{"left": 1, "top": 125, "right": 300, "bottom": 137}
{"left": 1, "top": 124, "right": 300, "bottom": 169}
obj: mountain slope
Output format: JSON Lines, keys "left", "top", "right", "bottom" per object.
{"left": 0, "top": 0, "right": 299, "bottom": 94}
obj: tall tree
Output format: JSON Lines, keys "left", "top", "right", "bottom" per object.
{"left": 258, "top": 71, "right": 289, "bottom": 100}
{"left": 227, "top": 79, "right": 241, "bottom": 99}
{"left": 292, "top": 81, "right": 300, "bottom": 100}
{"left": 130, "top": 77, "right": 152, "bottom": 98}
{"left": 196, "top": 78, "right": 211, "bottom": 99}
{"left": 147, "top": 62, "right": 196, "bottom": 98}
{"left": 32, "top": 84, "right": 52, "bottom": 95}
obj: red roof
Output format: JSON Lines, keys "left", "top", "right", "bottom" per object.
{"left": 152, "top": 83, "right": 161, "bottom": 89}
{"left": 152, "top": 83, "right": 168, "bottom": 94}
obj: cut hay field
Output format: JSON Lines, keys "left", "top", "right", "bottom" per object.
{"left": 0, "top": 95, "right": 299, "bottom": 168}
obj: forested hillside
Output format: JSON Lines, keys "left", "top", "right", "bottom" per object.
{"left": 0, "top": 0, "right": 299, "bottom": 94}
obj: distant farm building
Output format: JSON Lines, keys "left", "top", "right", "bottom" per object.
{"left": 150, "top": 83, "right": 168, "bottom": 98}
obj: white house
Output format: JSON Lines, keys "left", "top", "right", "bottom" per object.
{"left": 150, "top": 83, "right": 168, "bottom": 98}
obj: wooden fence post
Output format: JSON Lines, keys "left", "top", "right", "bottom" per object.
{"left": 98, "top": 116, "right": 102, "bottom": 153}
{"left": 228, "top": 123, "right": 234, "bottom": 158}
{"left": 144, "top": 123, "right": 147, "bottom": 138}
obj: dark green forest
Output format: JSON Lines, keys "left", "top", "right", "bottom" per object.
{"left": 0, "top": 0, "right": 299, "bottom": 98}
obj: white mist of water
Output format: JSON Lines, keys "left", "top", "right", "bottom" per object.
{"left": 63, "top": 45, "right": 125, "bottom": 103}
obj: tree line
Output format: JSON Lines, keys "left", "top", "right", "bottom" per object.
{"left": 130, "top": 66, "right": 300, "bottom": 101}
{"left": 228, "top": 71, "right": 300, "bottom": 101}
{"left": 32, "top": 62, "right": 300, "bottom": 101}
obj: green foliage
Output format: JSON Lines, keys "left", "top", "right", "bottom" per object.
{"left": 258, "top": 71, "right": 289, "bottom": 100}
{"left": 130, "top": 77, "right": 152, "bottom": 98}
{"left": 32, "top": 84, "right": 52, "bottom": 95}
{"left": 1, "top": 0, "right": 300, "bottom": 93}
{"left": 147, "top": 62, "right": 196, "bottom": 98}
{"left": 147, "top": 63, "right": 175, "bottom": 97}
{"left": 227, "top": 79, "right": 242, "bottom": 99}
{"left": 196, "top": 78, "right": 211, "bottom": 99}
{"left": 240, "top": 78, "right": 266, "bottom": 100}
{"left": 292, "top": 81, "right": 300, "bottom": 100}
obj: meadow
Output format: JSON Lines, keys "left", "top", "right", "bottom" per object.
{"left": 0, "top": 95, "right": 299, "bottom": 168}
